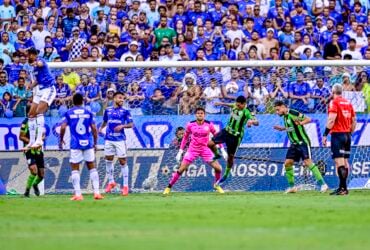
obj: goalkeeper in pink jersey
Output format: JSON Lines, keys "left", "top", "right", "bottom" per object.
{"left": 163, "top": 107, "right": 227, "bottom": 195}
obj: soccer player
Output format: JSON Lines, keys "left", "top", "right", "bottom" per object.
{"left": 25, "top": 47, "right": 57, "bottom": 149}
{"left": 273, "top": 100, "right": 328, "bottom": 193}
{"left": 99, "top": 91, "right": 133, "bottom": 196}
{"left": 59, "top": 93, "right": 103, "bottom": 201}
{"left": 208, "top": 95, "right": 259, "bottom": 185}
{"left": 19, "top": 109, "right": 45, "bottom": 198}
{"left": 322, "top": 84, "right": 356, "bottom": 195}
{"left": 163, "top": 107, "right": 225, "bottom": 195}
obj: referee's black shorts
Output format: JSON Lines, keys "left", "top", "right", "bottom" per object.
{"left": 286, "top": 143, "right": 311, "bottom": 162}
{"left": 25, "top": 151, "right": 45, "bottom": 169}
{"left": 331, "top": 132, "right": 351, "bottom": 159}
{"left": 212, "top": 129, "right": 241, "bottom": 156}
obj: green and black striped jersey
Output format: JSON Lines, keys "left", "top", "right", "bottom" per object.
{"left": 20, "top": 118, "right": 43, "bottom": 154}
{"left": 283, "top": 109, "right": 311, "bottom": 146}
{"left": 225, "top": 105, "right": 255, "bottom": 137}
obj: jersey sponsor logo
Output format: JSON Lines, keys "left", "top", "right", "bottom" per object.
{"left": 79, "top": 140, "right": 89, "bottom": 146}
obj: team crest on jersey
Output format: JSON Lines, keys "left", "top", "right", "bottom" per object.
{"left": 204, "top": 126, "right": 209, "bottom": 132}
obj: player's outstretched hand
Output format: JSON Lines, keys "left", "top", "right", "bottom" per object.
{"left": 273, "top": 125, "right": 285, "bottom": 131}
{"left": 322, "top": 136, "right": 327, "bottom": 147}
{"left": 176, "top": 149, "right": 184, "bottom": 163}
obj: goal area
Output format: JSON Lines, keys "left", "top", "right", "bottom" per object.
{"left": 1, "top": 60, "right": 370, "bottom": 194}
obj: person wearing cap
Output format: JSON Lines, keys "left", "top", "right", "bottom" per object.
{"left": 66, "top": 26, "right": 87, "bottom": 61}
{"left": 120, "top": 40, "right": 141, "bottom": 61}
{"left": 260, "top": 28, "right": 279, "bottom": 58}
{"left": 39, "top": 43, "right": 59, "bottom": 62}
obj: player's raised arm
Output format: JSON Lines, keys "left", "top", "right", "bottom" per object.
{"left": 214, "top": 101, "right": 234, "bottom": 108}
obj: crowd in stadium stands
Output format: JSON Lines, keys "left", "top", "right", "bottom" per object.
{"left": 0, "top": 0, "right": 370, "bottom": 117}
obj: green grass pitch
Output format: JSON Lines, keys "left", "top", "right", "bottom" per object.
{"left": 1, "top": 191, "right": 370, "bottom": 250}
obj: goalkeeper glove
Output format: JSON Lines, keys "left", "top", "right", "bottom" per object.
{"left": 176, "top": 149, "right": 184, "bottom": 163}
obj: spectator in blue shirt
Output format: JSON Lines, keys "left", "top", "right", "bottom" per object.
{"left": 289, "top": 71, "right": 311, "bottom": 113}
{"left": 4, "top": 52, "right": 22, "bottom": 84}
{"left": 62, "top": 8, "right": 79, "bottom": 38}
{"left": 311, "top": 77, "right": 331, "bottom": 113}
{"left": 13, "top": 77, "right": 31, "bottom": 117}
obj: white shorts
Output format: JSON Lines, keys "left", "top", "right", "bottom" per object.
{"left": 70, "top": 148, "right": 95, "bottom": 164}
{"left": 104, "top": 140, "right": 127, "bottom": 158}
{"left": 33, "top": 85, "right": 56, "bottom": 106}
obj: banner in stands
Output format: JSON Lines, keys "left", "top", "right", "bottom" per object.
{"left": 1, "top": 148, "right": 369, "bottom": 194}
{"left": 0, "top": 114, "right": 370, "bottom": 150}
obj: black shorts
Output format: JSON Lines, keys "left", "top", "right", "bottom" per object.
{"left": 25, "top": 151, "right": 45, "bottom": 169}
{"left": 286, "top": 143, "right": 311, "bottom": 162}
{"left": 212, "top": 129, "right": 241, "bottom": 155}
{"left": 331, "top": 132, "right": 351, "bottom": 159}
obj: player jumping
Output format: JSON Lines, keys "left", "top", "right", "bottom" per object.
{"left": 208, "top": 95, "right": 259, "bottom": 185}
{"left": 19, "top": 109, "right": 45, "bottom": 197}
{"left": 273, "top": 100, "right": 328, "bottom": 193}
{"left": 163, "top": 107, "right": 226, "bottom": 195}
{"left": 59, "top": 93, "right": 103, "bottom": 201}
{"left": 322, "top": 84, "right": 356, "bottom": 195}
{"left": 100, "top": 91, "right": 133, "bottom": 196}
{"left": 25, "top": 47, "right": 57, "bottom": 149}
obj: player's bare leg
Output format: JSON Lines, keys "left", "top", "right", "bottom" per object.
{"left": 284, "top": 159, "right": 298, "bottom": 193}
{"left": 119, "top": 158, "right": 129, "bottom": 196}
{"left": 86, "top": 161, "right": 103, "bottom": 200}
{"left": 31, "top": 101, "right": 48, "bottom": 148}
{"left": 105, "top": 155, "right": 117, "bottom": 193}
{"left": 163, "top": 162, "right": 190, "bottom": 195}
{"left": 303, "top": 159, "right": 328, "bottom": 193}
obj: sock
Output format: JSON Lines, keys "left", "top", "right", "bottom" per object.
{"left": 168, "top": 171, "right": 181, "bottom": 188}
{"left": 338, "top": 166, "right": 347, "bottom": 190}
{"left": 215, "top": 170, "right": 221, "bottom": 183}
{"left": 309, "top": 164, "right": 325, "bottom": 185}
{"left": 71, "top": 170, "right": 81, "bottom": 196}
{"left": 285, "top": 166, "right": 295, "bottom": 188}
{"left": 26, "top": 174, "right": 36, "bottom": 189}
{"left": 28, "top": 118, "right": 37, "bottom": 145}
{"left": 105, "top": 160, "right": 114, "bottom": 183}
{"left": 32, "top": 175, "right": 43, "bottom": 186}
{"left": 36, "top": 114, "right": 45, "bottom": 142}
{"left": 121, "top": 164, "right": 129, "bottom": 188}
{"left": 219, "top": 166, "right": 232, "bottom": 184}
{"left": 89, "top": 168, "right": 100, "bottom": 194}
